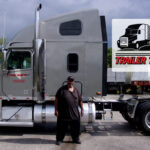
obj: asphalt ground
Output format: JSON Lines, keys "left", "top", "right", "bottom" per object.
{"left": 0, "top": 112, "right": 149, "bottom": 150}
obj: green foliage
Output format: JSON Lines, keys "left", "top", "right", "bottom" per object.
{"left": 0, "top": 38, "right": 6, "bottom": 67}
{"left": 0, "top": 38, "right": 6, "bottom": 46}
{"left": 107, "top": 47, "right": 112, "bottom": 68}
{"left": 0, "top": 51, "right": 2, "bottom": 66}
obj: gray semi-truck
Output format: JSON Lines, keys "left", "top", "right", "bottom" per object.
{"left": 0, "top": 4, "right": 150, "bottom": 134}
{"left": 117, "top": 24, "right": 150, "bottom": 49}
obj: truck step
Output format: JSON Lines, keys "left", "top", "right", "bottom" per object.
{"left": 0, "top": 121, "right": 33, "bottom": 127}
{"left": 103, "top": 109, "right": 113, "bottom": 120}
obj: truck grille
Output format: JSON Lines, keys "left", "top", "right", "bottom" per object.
{"left": 120, "top": 37, "right": 128, "bottom": 46}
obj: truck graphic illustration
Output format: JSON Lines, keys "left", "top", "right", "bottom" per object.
{"left": 117, "top": 24, "right": 150, "bottom": 49}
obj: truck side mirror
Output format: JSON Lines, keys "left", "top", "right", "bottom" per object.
{"left": 138, "top": 30, "right": 141, "bottom": 34}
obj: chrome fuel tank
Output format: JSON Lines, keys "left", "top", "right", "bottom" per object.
{"left": 34, "top": 103, "right": 96, "bottom": 124}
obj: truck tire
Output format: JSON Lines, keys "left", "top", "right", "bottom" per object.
{"left": 135, "top": 102, "right": 150, "bottom": 134}
{"left": 120, "top": 110, "right": 135, "bottom": 125}
{"left": 140, "top": 103, "right": 150, "bottom": 134}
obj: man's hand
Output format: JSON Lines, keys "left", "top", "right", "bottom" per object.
{"left": 55, "top": 110, "right": 59, "bottom": 117}
{"left": 55, "top": 98, "right": 59, "bottom": 117}
{"left": 81, "top": 109, "right": 84, "bottom": 117}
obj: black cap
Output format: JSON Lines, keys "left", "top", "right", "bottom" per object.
{"left": 67, "top": 76, "right": 74, "bottom": 82}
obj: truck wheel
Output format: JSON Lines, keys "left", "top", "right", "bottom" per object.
{"left": 120, "top": 111, "right": 135, "bottom": 125}
{"left": 136, "top": 42, "right": 140, "bottom": 49}
{"left": 140, "top": 103, "right": 150, "bottom": 134}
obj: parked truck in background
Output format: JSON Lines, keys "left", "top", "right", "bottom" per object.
{"left": 0, "top": 4, "right": 150, "bottom": 134}
{"left": 117, "top": 24, "right": 150, "bottom": 49}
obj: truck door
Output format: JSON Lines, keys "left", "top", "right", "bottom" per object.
{"left": 2, "top": 49, "right": 33, "bottom": 100}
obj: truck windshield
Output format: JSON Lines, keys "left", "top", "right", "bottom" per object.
{"left": 7, "top": 51, "right": 31, "bottom": 70}
{"left": 125, "top": 29, "right": 138, "bottom": 35}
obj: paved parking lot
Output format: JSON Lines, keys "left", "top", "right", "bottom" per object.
{"left": 0, "top": 112, "right": 149, "bottom": 150}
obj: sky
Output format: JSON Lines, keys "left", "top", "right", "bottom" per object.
{"left": 0, "top": 0, "right": 150, "bottom": 47}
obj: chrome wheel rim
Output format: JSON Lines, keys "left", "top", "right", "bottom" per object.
{"left": 145, "top": 111, "right": 150, "bottom": 128}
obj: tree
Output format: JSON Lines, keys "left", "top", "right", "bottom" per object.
{"left": 0, "top": 38, "right": 5, "bottom": 66}
{"left": 107, "top": 47, "right": 112, "bottom": 68}
{"left": 0, "top": 38, "right": 6, "bottom": 46}
{"left": 0, "top": 38, "right": 6, "bottom": 66}
{"left": 0, "top": 51, "right": 2, "bottom": 66}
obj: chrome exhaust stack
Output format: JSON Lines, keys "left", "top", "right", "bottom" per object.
{"left": 35, "top": 4, "right": 42, "bottom": 39}
{"left": 33, "top": 4, "right": 45, "bottom": 103}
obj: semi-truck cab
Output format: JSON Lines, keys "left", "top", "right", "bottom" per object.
{"left": 0, "top": 4, "right": 107, "bottom": 127}
{"left": 117, "top": 24, "right": 150, "bottom": 49}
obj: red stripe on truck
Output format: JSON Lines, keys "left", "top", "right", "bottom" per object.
{"left": 9, "top": 74, "right": 28, "bottom": 77}
{"left": 13, "top": 80, "right": 25, "bottom": 83}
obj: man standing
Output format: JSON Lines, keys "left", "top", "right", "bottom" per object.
{"left": 55, "top": 76, "right": 84, "bottom": 145}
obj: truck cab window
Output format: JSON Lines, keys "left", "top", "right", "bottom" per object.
{"left": 67, "top": 53, "right": 78, "bottom": 72}
{"left": 138, "top": 30, "right": 141, "bottom": 34}
{"left": 60, "top": 20, "right": 82, "bottom": 35}
{"left": 7, "top": 51, "right": 31, "bottom": 70}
